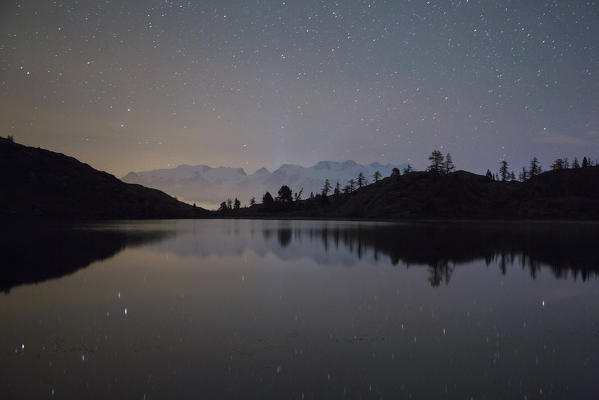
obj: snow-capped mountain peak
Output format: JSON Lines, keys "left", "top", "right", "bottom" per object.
{"left": 122, "top": 160, "right": 407, "bottom": 208}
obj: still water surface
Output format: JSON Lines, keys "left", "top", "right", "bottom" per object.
{"left": 1, "top": 220, "right": 598, "bottom": 399}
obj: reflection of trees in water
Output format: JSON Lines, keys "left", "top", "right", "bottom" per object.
{"left": 277, "top": 228, "right": 292, "bottom": 247}
{"left": 273, "top": 223, "right": 599, "bottom": 287}
{"left": 5, "top": 221, "right": 595, "bottom": 292}
{"left": 0, "top": 224, "right": 174, "bottom": 292}
{"left": 427, "top": 260, "right": 454, "bottom": 288}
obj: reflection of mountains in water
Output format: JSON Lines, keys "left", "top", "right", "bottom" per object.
{"left": 150, "top": 221, "right": 599, "bottom": 286}
{"left": 269, "top": 222, "right": 599, "bottom": 286}
{"left": 0, "top": 224, "right": 174, "bottom": 292}
{"left": 2, "top": 221, "right": 597, "bottom": 292}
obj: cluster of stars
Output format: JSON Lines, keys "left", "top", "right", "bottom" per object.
{"left": 0, "top": 0, "right": 597, "bottom": 174}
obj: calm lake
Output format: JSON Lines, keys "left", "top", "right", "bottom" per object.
{"left": 1, "top": 219, "right": 598, "bottom": 399}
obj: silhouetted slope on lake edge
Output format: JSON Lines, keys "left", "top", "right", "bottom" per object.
{"left": 0, "top": 138, "right": 207, "bottom": 219}
{"left": 232, "top": 168, "right": 599, "bottom": 219}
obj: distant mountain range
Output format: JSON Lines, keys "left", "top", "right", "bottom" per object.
{"left": 122, "top": 160, "right": 408, "bottom": 208}
{"left": 3, "top": 136, "right": 598, "bottom": 221}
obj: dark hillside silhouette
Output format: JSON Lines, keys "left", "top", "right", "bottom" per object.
{"left": 219, "top": 150, "right": 598, "bottom": 220}
{"left": 0, "top": 137, "right": 207, "bottom": 219}
{"left": 230, "top": 166, "right": 599, "bottom": 220}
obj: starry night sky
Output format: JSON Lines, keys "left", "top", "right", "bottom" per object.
{"left": 1, "top": 0, "right": 598, "bottom": 176}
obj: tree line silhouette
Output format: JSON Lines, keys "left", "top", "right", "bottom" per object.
{"left": 487, "top": 155, "right": 597, "bottom": 182}
{"left": 217, "top": 150, "right": 598, "bottom": 213}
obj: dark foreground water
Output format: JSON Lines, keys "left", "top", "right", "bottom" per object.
{"left": 1, "top": 220, "right": 598, "bottom": 399}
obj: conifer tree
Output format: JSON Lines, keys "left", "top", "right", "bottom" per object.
{"left": 262, "top": 192, "right": 274, "bottom": 207}
{"left": 373, "top": 170, "right": 382, "bottom": 182}
{"left": 218, "top": 202, "right": 228, "bottom": 213}
{"left": 357, "top": 172, "right": 366, "bottom": 188}
{"left": 277, "top": 185, "right": 292, "bottom": 202}
{"left": 519, "top": 167, "right": 528, "bottom": 182}
{"left": 529, "top": 157, "right": 541, "bottom": 176}
{"left": 444, "top": 153, "right": 455, "bottom": 174}
{"left": 550, "top": 158, "right": 564, "bottom": 170}
{"left": 499, "top": 160, "right": 509, "bottom": 181}
{"left": 582, "top": 157, "right": 589, "bottom": 168}
{"left": 321, "top": 179, "right": 331, "bottom": 196}
{"left": 348, "top": 178, "right": 356, "bottom": 192}
{"left": 428, "top": 150, "right": 445, "bottom": 173}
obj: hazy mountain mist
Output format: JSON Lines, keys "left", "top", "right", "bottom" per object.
{"left": 123, "top": 161, "right": 407, "bottom": 209}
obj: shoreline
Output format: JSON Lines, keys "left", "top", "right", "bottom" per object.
{"left": 3, "top": 215, "right": 599, "bottom": 225}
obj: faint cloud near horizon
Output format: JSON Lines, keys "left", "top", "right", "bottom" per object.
{"left": 531, "top": 132, "right": 588, "bottom": 146}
